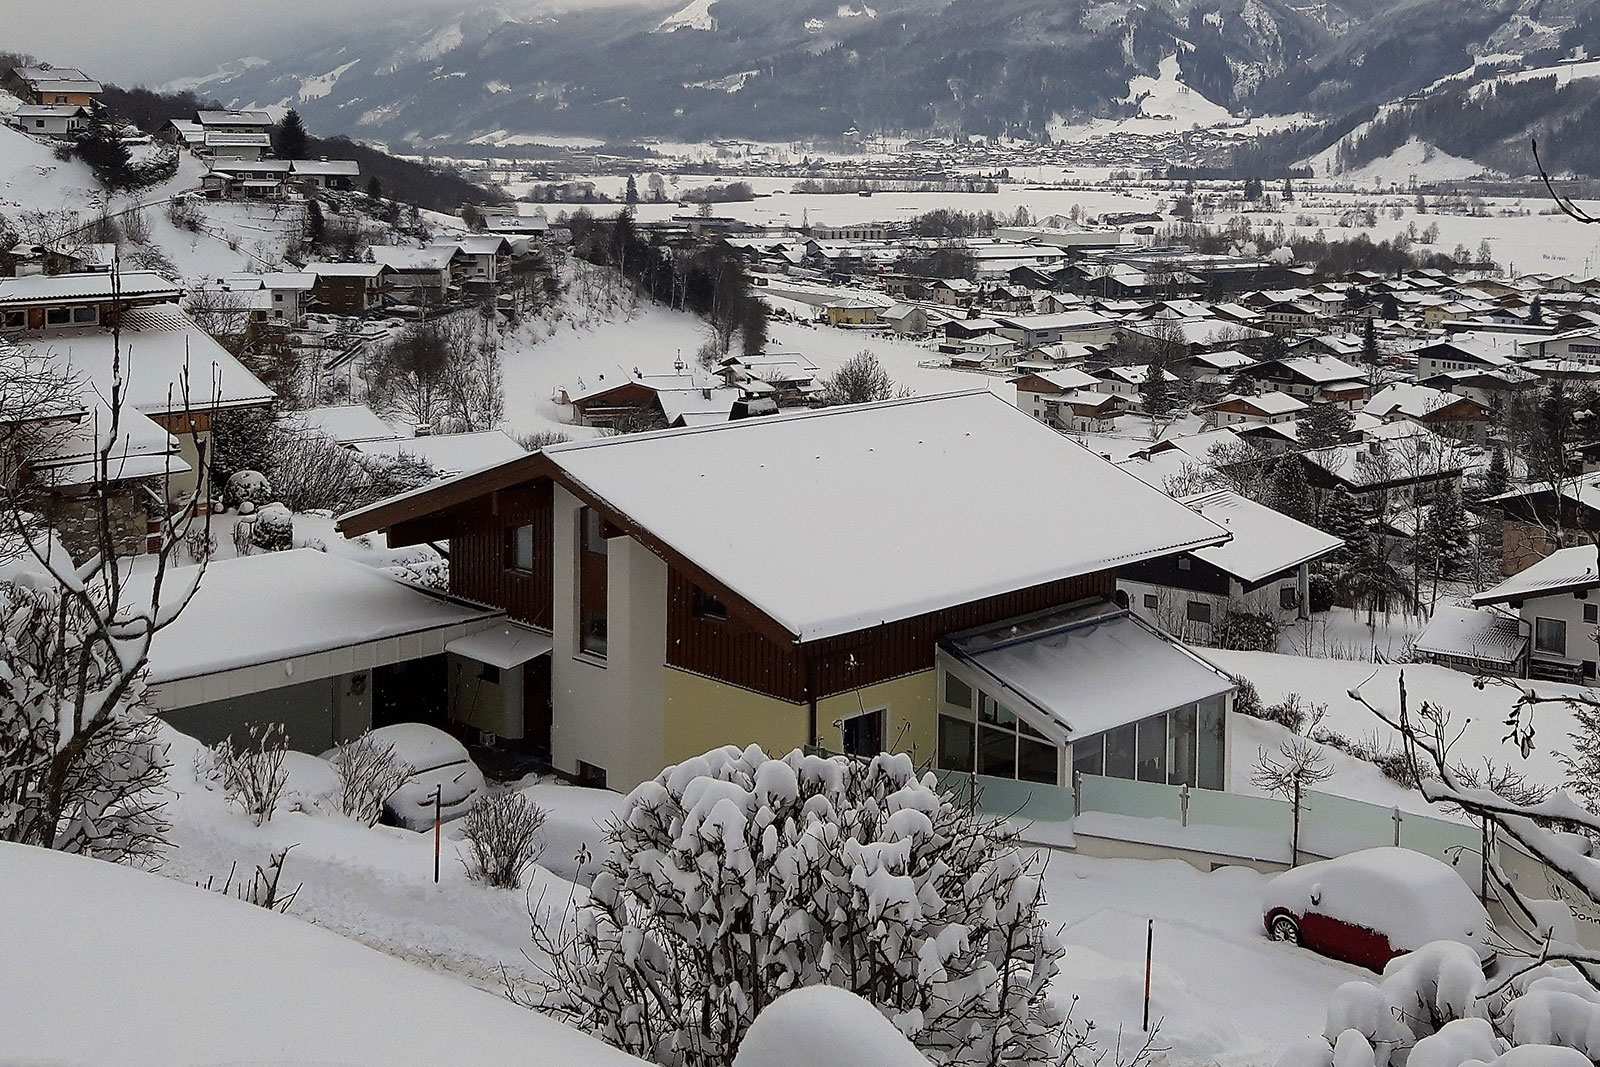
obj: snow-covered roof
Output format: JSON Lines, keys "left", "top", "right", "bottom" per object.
{"left": 195, "top": 110, "right": 274, "bottom": 127}
{"left": 14, "top": 104, "right": 89, "bottom": 119}
{"left": 290, "top": 159, "right": 361, "bottom": 177}
{"left": 1365, "top": 382, "right": 1479, "bottom": 421}
{"left": 353, "top": 429, "right": 526, "bottom": 476}
{"left": 656, "top": 387, "right": 740, "bottom": 425}
{"left": 1180, "top": 490, "right": 1343, "bottom": 583}
{"left": 1473, "top": 544, "right": 1600, "bottom": 606}
{"left": 542, "top": 392, "right": 1232, "bottom": 641}
{"left": 307, "top": 261, "right": 389, "bottom": 279}
{"left": 202, "top": 132, "right": 273, "bottom": 148}
{"left": 0, "top": 270, "right": 180, "bottom": 307}
{"left": 445, "top": 623, "right": 554, "bottom": 669}
{"left": 138, "top": 550, "right": 499, "bottom": 685}
{"left": 13, "top": 66, "right": 101, "bottom": 93}
{"left": 370, "top": 246, "right": 457, "bottom": 271}
{"left": 29, "top": 396, "right": 188, "bottom": 487}
{"left": 9, "top": 304, "right": 275, "bottom": 416}
{"left": 1207, "top": 391, "right": 1307, "bottom": 416}
{"left": 1013, "top": 368, "right": 1100, "bottom": 392}
{"left": 1413, "top": 606, "right": 1526, "bottom": 667}
{"left": 942, "top": 600, "right": 1233, "bottom": 741}
{"left": 280, "top": 405, "right": 399, "bottom": 445}
{"left": 1271, "top": 355, "right": 1366, "bottom": 384}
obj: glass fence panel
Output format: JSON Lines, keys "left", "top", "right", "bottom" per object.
{"left": 935, "top": 770, "right": 1075, "bottom": 823}
{"left": 1184, "top": 786, "right": 1293, "bottom": 834}
{"left": 1077, "top": 773, "right": 1184, "bottom": 821}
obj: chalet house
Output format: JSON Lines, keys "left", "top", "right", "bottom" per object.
{"left": 1471, "top": 546, "right": 1600, "bottom": 682}
{"left": 336, "top": 392, "right": 1237, "bottom": 792}
{"left": 187, "top": 110, "right": 275, "bottom": 160}
{"left": 370, "top": 246, "right": 457, "bottom": 307}
{"left": 993, "top": 310, "right": 1119, "bottom": 348}
{"left": 290, "top": 159, "right": 361, "bottom": 191}
{"left": 5, "top": 65, "right": 102, "bottom": 107}
{"left": 567, "top": 373, "right": 742, "bottom": 430}
{"left": 200, "top": 160, "right": 293, "bottom": 199}
{"left": 823, "top": 301, "right": 881, "bottom": 328}
{"left": 1297, "top": 435, "right": 1466, "bottom": 536}
{"left": 1413, "top": 339, "right": 1517, "bottom": 378}
{"left": 194, "top": 272, "right": 316, "bottom": 329}
{"left": 1011, "top": 368, "right": 1120, "bottom": 432}
{"left": 1364, "top": 382, "right": 1491, "bottom": 443}
{"left": 1092, "top": 364, "right": 1180, "bottom": 398}
{"left": 0, "top": 271, "right": 275, "bottom": 516}
{"left": 307, "top": 262, "right": 392, "bottom": 315}
{"left": 1203, "top": 391, "right": 1307, "bottom": 426}
{"left": 1492, "top": 478, "right": 1600, "bottom": 575}
{"left": 1120, "top": 490, "right": 1343, "bottom": 645}
{"left": 948, "top": 334, "right": 1020, "bottom": 370}
{"left": 1257, "top": 301, "right": 1320, "bottom": 332}
{"left": 929, "top": 278, "right": 977, "bottom": 306}
{"left": 1521, "top": 327, "right": 1600, "bottom": 365}
{"left": 431, "top": 236, "right": 512, "bottom": 290}
{"left": 878, "top": 303, "right": 931, "bottom": 336}
{"left": 1244, "top": 355, "right": 1368, "bottom": 407}
{"left": 11, "top": 104, "right": 90, "bottom": 137}
{"left": 1416, "top": 367, "right": 1539, "bottom": 410}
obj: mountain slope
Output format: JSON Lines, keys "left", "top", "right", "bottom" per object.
{"left": 170, "top": 0, "right": 1593, "bottom": 153}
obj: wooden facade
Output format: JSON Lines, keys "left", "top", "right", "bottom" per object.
{"left": 435, "top": 482, "right": 555, "bottom": 629}
{"left": 667, "top": 568, "right": 1118, "bottom": 704}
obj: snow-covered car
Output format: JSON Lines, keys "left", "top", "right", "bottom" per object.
{"left": 325, "top": 724, "right": 485, "bottom": 831}
{"left": 1262, "top": 847, "right": 1496, "bottom": 972}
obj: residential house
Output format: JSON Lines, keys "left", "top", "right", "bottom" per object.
{"left": 5, "top": 65, "right": 102, "bottom": 107}
{"left": 1011, "top": 368, "right": 1120, "bottom": 432}
{"left": 993, "top": 310, "right": 1120, "bottom": 348}
{"left": 1244, "top": 355, "right": 1368, "bottom": 407}
{"left": 1413, "top": 338, "right": 1517, "bottom": 379}
{"left": 335, "top": 392, "right": 1236, "bottom": 791}
{"left": 878, "top": 303, "right": 931, "bottom": 336}
{"left": 823, "top": 301, "right": 881, "bottom": 328}
{"left": 1120, "top": 489, "right": 1343, "bottom": 645}
{"left": 1492, "top": 478, "right": 1600, "bottom": 575}
{"left": 1203, "top": 391, "right": 1308, "bottom": 426}
{"left": 307, "top": 262, "right": 392, "bottom": 315}
{"left": 1297, "top": 433, "right": 1466, "bottom": 540}
{"left": 1471, "top": 546, "right": 1600, "bottom": 682}
{"left": 290, "top": 158, "right": 361, "bottom": 191}
{"left": 929, "top": 278, "right": 977, "bottom": 306}
{"left": 1364, "top": 382, "right": 1492, "bottom": 442}
{"left": 370, "top": 246, "right": 457, "bottom": 307}
{"left": 352, "top": 430, "right": 527, "bottom": 476}
{"left": 948, "top": 334, "right": 1020, "bottom": 370}
{"left": 11, "top": 104, "right": 90, "bottom": 137}
{"left": 1520, "top": 326, "right": 1600, "bottom": 365}
{"left": 1093, "top": 364, "right": 1181, "bottom": 398}
{"left": 433, "top": 235, "right": 512, "bottom": 291}
{"left": 1412, "top": 606, "right": 1528, "bottom": 678}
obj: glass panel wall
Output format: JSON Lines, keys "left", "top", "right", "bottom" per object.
{"left": 1068, "top": 695, "right": 1229, "bottom": 791}
{"left": 936, "top": 667, "right": 1060, "bottom": 786}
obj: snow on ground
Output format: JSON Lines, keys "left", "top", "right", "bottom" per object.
{"left": 299, "top": 58, "right": 363, "bottom": 102}
{"left": 497, "top": 296, "right": 1012, "bottom": 439}
{"left": 1048, "top": 53, "right": 1235, "bottom": 142}
{"left": 1041, "top": 854, "right": 1364, "bottom": 1064}
{"left": 0, "top": 836, "right": 642, "bottom": 1066}
{"left": 654, "top": 0, "right": 718, "bottom": 33}
{"left": 1209, "top": 649, "right": 1588, "bottom": 792}
{"left": 1339, "top": 138, "right": 1497, "bottom": 184}
{"left": 1277, "top": 606, "right": 1428, "bottom": 662}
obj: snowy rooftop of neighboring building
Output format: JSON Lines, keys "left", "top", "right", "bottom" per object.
{"left": 138, "top": 550, "right": 499, "bottom": 685}
{"left": 541, "top": 392, "right": 1231, "bottom": 641}
{"left": 942, "top": 600, "right": 1233, "bottom": 741}
{"left": 1180, "top": 490, "right": 1343, "bottom": 584}
{"left": 1271, "top": 355, "right": 1367, "bottom": 383}
{"left": 29, "top": 396, "right": 188, "bottom": 487}
{"left": 195, "top": 110, "right": 274, "bottom": 126}
{"left": 995, "top": 311, "right": 1118, "bottom": 331}
{"left": 1013, "top": 368, "right": 1100, "bottom": 392}
{"left": 353, "top": 429, "right": 526, "bottom": 476}
{"left": 13, "top": 66, "right": 101, "bottom": 93}
{"left": 0, "top": 270, "right": 180, "bottom": 307}
{"left": 1365, "top": 382, "right": 1478, "bottom": 420}
{"left": 280, "top": 404, "right": 399, "bottom": 445}
{"left": 306, "top": 261, "right": 390, "bottom": 278}
{"left": 370, "top": 246, "right": 457, "bottom": 271}
{"left": 9, "top": 304, "right": 275, "bottom": 416}
{"left": 14, "top": 104, "right": 90, "bottom": 118}
{"left": 1473, "top": 544, "right": 1600, "bottom": 606}
{"left": 1413, "top": 606, "right": 1526, "bottom": 667}
{"left": 1206, "top": 391, "right": 1307, "bottom": 415}
{"left": 290, "top": 159, "right": 361, "bottom": 177}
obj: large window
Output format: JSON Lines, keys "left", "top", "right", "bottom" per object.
{"left": 937, "top": 673, "right": 1058, "bottom": 785}
{"left": 1535, "top": 617, "right": 1568, "bottom": 657}
{"left": 506, "top": 524, "right": 534, "bottom": 572}
{"left": 842, "top": 708, "right": 886, "bottom": 758}
{"left": 578, "top": 507, "right": 608, "bottom": 658}
{"left": 1068, "top": 696, "right": 1227, "bottom": 792}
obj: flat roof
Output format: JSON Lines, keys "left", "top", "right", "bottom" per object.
{"left": 542, "top": 392, "right": 1231, "bottom": 642}
{"left": 943, "top": 600, "right": 1233, "bottom": 741}
{"left": 137, "top": 550, "right": 499, "bottom": 685}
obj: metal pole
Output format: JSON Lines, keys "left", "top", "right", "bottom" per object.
{"left": 1143, "top": 919, "right": 1153, "bottom": 1033}
{"left": 433, "top": 787, "right": 442, "bottom": 884}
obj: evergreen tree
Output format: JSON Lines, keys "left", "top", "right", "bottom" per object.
{"left": 1419, "top": 484, "right": 1472, "bottom": 601}
{"left": 276, "top": 109, "right": 308, "bottom": 160}
{"left": 1282, "top": 178, "right": 1294, "bottom": 202}
{"left": 1530, "top": 295, "right": 1544, "bottom": 325}
{"left": 1243, "top": 176, "right": 1264, "bottom": 201}
{"left": 1266, "top": 454, "right": 1314, "bottom": 524}
{"left": 76, "top": 113, "right": 132, "bottom": 190}
{"left": 305, "top": 198, "right": 325, "bottom": 249}
{"left": 1140, "top": 356, "right": 1173, "bottom": 420}
{"left": 1259, "top": 332, "right": 1288, "bottom": 363}
{"left": 1317, "top": 487, "right": 1369, "bottom": 568}
{"left": 625, "top": 175, "right": 639, "bottom": 206}
{"left": 1479, "top": 444, "right": 1510, "bottom": 501}
{"left": 1381, "top": 292, "right": 1399, "bottom": 320}
{"left": 366, "top": 175, "right": 383, "bottom": 201}
{"left": 1361, "top": 315, "right": 1381, "bottom": 367}
{"left": 1298, "top": 403, "right": 1355, "bottom": 449}
{"left": 1560, "top": 703, "right": 1600, "bottom": 814}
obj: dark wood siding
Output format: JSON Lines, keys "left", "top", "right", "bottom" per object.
{"left": 448, "top": 482, "right": 553, "bottom": 628}
{"left": 667, "top": 568, "right": 1118, "bottom": 703}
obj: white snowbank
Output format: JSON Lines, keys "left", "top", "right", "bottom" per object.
{"left": 734, "top": 986, "right": 930, "bottom": 1067}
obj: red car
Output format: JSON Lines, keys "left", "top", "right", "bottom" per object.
{"left": 1262, "top": 847, "right": 1495, "bottom": 972}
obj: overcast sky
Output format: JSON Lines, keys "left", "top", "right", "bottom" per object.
{"left": 4, "top": 0, "right": 571, "bottom": 86}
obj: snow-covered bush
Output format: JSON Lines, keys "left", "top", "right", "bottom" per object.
{"left": 461, "top": 789, "right": 547, "bottom": 888}
{"left": 209, "top": 723, "right": 289, "bottom": 826}
{"left": 327, "top": 731, "right": 410, "bottom": 827}
{"left": 1281, "top": 946, "right": 1600, "bottom": 1066}
{"left": 526, "top": 745, "right": 1094, "bottom": 1067}
{"left": 250, "top": 503, "right": 294, "bottom": 553}
{"left": 225, "top": 470, "right": 273, "bottom": 511}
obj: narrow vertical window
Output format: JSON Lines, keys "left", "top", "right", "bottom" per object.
{"left": 579, "top": 507, "right": 608, "bottom": 658}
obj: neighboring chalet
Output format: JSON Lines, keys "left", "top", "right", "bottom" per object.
{"left": 336, "top": 392, "right": 1236, "bottom": 791}
{"left": 306, "top": 262, "right": 392, "bottom": 315}
{"left": 164, "top": 110, "right": 274, "bottom": 160}
{"left": 1120, "top": 489, "right": 1343, "bottom": 646}
{"left": 1412, "top": 338, "right": 1517, "bottom": 379}
{"left": 369, "top": 246, "right": 456, "bottom": 307}
{"left": 1492, "top": 477, "right": 1600, "bottom": 575}
{"left": 1364, "top": 382, "right": 1492, "bottom": 442}
{"left": 1011, "top": 368, "right": 1121, "bottom": 433}
{"left": 1244, "top": 355, "right": 1368, "bottom": 407}
{"left": 11, "top": 104, "right": 90, "bottom": 137}
{"left": 1470, "top": 546, "right": 1600, "bottom": 682}
{"left": 1297, "top": 434, "right": 1466, "bottom": 538}
{"left": 1412, "top": 606, "right": 1528, "bottom": 679}
{"left": 1203, "top": 391, "right": 1308, "bottom": 426}
{"left": 566, "top": 372, "right": 745, "bottom": 430}
{"left": 4, "top": 65, "right": 102, "bottom": 107}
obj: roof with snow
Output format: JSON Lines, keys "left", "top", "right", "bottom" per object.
{"left": 1365, "top": 382, "right": 1483, "bottom": 421}
{"left": 0, "top": 270, "right": 180, "bottom": 308}
{"left": 8, "top": 304, "right": 275, "bottom": 416}
{"left": 1413, "top": 606, "right": 1526, "bottom": 667}
{"left": 370, "top": 246, "right": 457, "bottom": 271}
{"left": 280, "top": 405, "right": 399, "bottom": 446}
{"left": 195, "top": 110, "right": 274, "bottom": 127}
{"left": 138, "top": 550, "right": 500, "bottom": 688}
{"left": 941, "top": 600, "right": 1233, "bottom": 742}
{"left": 1205, "top": 391, "right": 1307, "bottom": 416}
{"left": 12, "top": 66, "right": 101, "bottom": 93}
{"left": 1473, "top": 545, "right": 1600, "bottom": 606}
{"left": 1180, "top": 490, "right": 1343, "bottom": 583}
{"left": 342, "top": 392, "right": 1232, "bottom": 643}
{"left": 352, "top": 430, "right": 526, "bottom": 476}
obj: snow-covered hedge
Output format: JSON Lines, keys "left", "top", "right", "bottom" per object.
{"left": 530, "top": 744, "right": 1079, "bottom": 1067}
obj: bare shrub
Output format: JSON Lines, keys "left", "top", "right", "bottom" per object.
{"left": 329, "top": 732, "right": 411, "bottom": 827}
{"left": 198, "top": 845, "right": 300, "bottom": 912}
{"left": 462, "top": 789, "right": 546, "bottom": 888}
{"left": 518, "top": 430, "right": 571, "bottom": 451}
{"left": 212, "top": 723, "right": 289, "bottom": 826}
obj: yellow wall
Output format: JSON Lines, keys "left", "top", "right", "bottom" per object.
{"left": 662, "top": 666, "right": 938, "bottom": 767}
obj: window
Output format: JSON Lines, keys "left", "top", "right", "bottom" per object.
{"left": 693, "top": 587, "right": 728, "bottom": 622}
{"left": 937, "top": 715, "right": 974, "bottom": 772}
{"left": 45, "top": 307, "right": 70, "bottom": 326}
{"left": 578, "top": 508, "right": 609, "bottom": 657}
{"left": 1136, "top": 714, "right": 1167, "bottom": 783}
{"left": 1177, "top": 557, "right": 1192, "bottom": 571}
{"left": 1072, "top": 734, "right": 1104, "bottom": 778}
{"left": 577, "top": 761, "right": 607, "bottom": 789}
{"left": 0, "top": 310, "right": 23, "bottom": 330}
{"left": 506, "top": 524, "right": 534, "bottom": 572}
{"left": 71, "top": 306, "right": 97, "bottom": 324}
{"left": 1535, "top": 617, "right": 1567, "bottom": 657}
{"left": 944, "top": 673, "right": 972, "bottom": 709}
{"left": 1585, "top": 603, "right": 1597, "bottom": 625}
{"left": 1280, "top": 585, "right": 1299, "bottom": 611}
{"left": 842, "top": 709, "right": 886, "bottom": 758}
{"left": 1187, "top": 600, "right": 1212, "bottom": 624}
{"left": 1143, "top": 594, "right": 1158, "bottom": 609}
{"left": 1104, "top": 723, "right": 1137, "bottom": 779}
{"left": 478, "top": 663, "right": 501, "bottom": 684}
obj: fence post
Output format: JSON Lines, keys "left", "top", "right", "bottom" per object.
{"left": 1180, "top": 783, "right": 1190, "bottom": 827}
{"left": 1072, "top": 770, "right": 1082, "bottom": 817}
{"left": 1392, "top": 806, "right": 1402, "bottom": 847}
